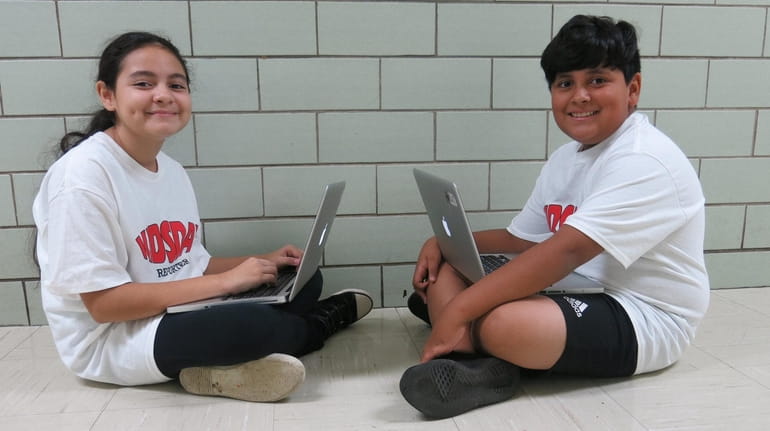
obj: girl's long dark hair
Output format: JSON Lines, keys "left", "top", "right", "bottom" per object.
{"left": 58, "top": 31, "right": 189, "bottom": 155}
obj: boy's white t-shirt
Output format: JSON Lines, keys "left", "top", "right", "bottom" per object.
{"left": 508, "top": 113, "right": 709, "bottom": 374}
{"left": 33, "top": 132, "right": 211, "bottom": 385}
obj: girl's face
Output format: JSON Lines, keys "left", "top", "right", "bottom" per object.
{"left": 98, "top": 45, "right": 191, "bottom": 145}
{"left": 550, "top": 67, "right": 641, "bottom": 149}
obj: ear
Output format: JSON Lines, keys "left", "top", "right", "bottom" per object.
{"left": 628, "top": 72, "right": 642, "bottom": 110}
{"left": 96, "top": 81, "right": 116, "bottom": 112}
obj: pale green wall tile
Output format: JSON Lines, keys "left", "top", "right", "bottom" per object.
{"left": 640, "top": 59, "right": 708, "bottom": 108}
{"left": 547, "top": 111, "right": 573, "bottom": 155}
{"left": 162, "top": 124, "right": 196, "bottom": 167}
{"left": 704, "top": 205, "right": 745, "bottom": 250}
{"left": 490, "top": 162, "right": 545, "bottom": 210}
{"left": 0, "top": 176, "right": 15, "bottom": 226}
{"left": 191, "top": 1, "right": 315, "bottom": 55}
{"left": 0, "top": 282, "right": 27, "bottom": 325}
{"left": 59, "top": 1, "right": 191, "bottom": 57}
{"left": 188, "top": 59, "right": 259, "bottom": 112}
{"left": 0, "top": 60, "right": 98, "bottom": 115}
{"left": 383, "top": 265, "right": 414, "bottom": 307}
{"left": 438, "top": 4, "right": 551, "bottom": 56}
{"left": 706, "top": 251, "right": 770, "bottom": 288}
{"left": 382, "top": 58, "right": 491, "bottom": 109}
{"left": 319, "top": 2, "right": 434, "bottom": 55}
{"left": 0, "top": 118, "right": 65, "bottom": 171}
{"left": 0, "top": 2, "right": 59, "bottom": 57}
{"left": 661, "top": 7, "right": 765, "bottom": 56}
{"left": 12, "top": 174, "right": 43, "bottom": 226}
{"left": 0, "top": 228, "right": 37, "bottom": 279}
{"left": 195, "top": 113, "right": 316, "bottom": 166}
{"left": 25, "top": 281, "right": 47, "bottom": 325}
{"left": 700, "top": 158, "right": 770, "bottom": 203}
{"left": 757, "top": 110, "right": 770, "bottom": 155}
{"left": 468, "top": 211, "right": 518, "bottom": 232}
{"left": 708, "top": 60, "right": 770, "bottom": 107}
{"left": 260, "top": 58, "right": 379, "bottom": 110}
{"left": 554, "top": 5, "right": 662, "bottom": 55}
{"left": 716, "top": 0, "right": 770, "bottom": 5}
{"left": 262, "top": 166, "right": 376, "bottom": 216}
{"left": 493, "top": 59, "right": 550, "bottom": 109}
{"left": 319, "top": 112, "right": 434, "bottom": 163}
{"left": 437, "top": 111, "right": 547, "bottom": 161}
{"left": 187, "top": 167, "right": 263, "bottom": 219}
{"left": 325, "top": 215, "right": 433, "bottom": 265}
{"left": 204, "top": 218, "right": 315, "bottom": 258}
{"left": 321, "top": 266, "right": 382, "bottom": 307}
{"left": 656, "top": 110, "right": 755, "bottom": 157}
{"left": 744, "top": 205, "right": 770, "bottom": 248}
{"left": 378, "top": 163, "right": 490, "bottom": 214}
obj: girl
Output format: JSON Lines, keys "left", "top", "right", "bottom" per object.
{"left": 33, "top": 31, "right": 372, "bottom": 403}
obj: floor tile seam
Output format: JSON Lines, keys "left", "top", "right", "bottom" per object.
{"left": 0, "top": 327, "right": 37, "bottom": 361}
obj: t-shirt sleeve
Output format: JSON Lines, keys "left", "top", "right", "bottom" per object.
{"left": 44, "top": 186, "right": 132, "bottom": 295}
{"left": 564, "top": 153, "right": 691, "bottom": 269}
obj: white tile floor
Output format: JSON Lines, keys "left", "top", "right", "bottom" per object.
{"left": 1, "top": 288, "right": 770, "bottom": 430}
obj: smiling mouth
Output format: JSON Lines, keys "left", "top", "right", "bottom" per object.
{"left": 569, "top": 111, "right": 598, "bottom": 118}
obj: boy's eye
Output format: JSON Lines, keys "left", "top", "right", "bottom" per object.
{"left": 133, "top": 81, "right": 152, "bottom": 88}
{"left": 170, "top": 83, "right": 188, "bottom": 91}
{"left": 555, "top": 80, "right": 572, "bottom": 89}
{"left": 590, "top": 78, "right": 606, "bottom": 85}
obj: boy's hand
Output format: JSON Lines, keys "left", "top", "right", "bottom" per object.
{"left": 420, "top": 307, "right": 470, "bottom": 362}
{"left": 412, "top": 237, "right": 442, "bottom": 301}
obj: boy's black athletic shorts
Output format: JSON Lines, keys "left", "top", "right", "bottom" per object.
{"left": 546, "top": 293, "right": 638, "bottom": 377}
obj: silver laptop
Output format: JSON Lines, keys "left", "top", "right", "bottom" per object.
{"left": 167, "top": 181, "right": 346, "bottom": 313}
{"left": 413, "top": 168, "right": 604, "bottom": 295}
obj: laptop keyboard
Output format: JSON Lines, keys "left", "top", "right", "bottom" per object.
{"left": 225, "top": 271, "right": 297, "bottom": 300}
{"left": 481, "top": 254, "right": 510, "bottom": 275}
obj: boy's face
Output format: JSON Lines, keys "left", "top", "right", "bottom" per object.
{"left": 550, "top": 67, "right": 641, "bottom": 149}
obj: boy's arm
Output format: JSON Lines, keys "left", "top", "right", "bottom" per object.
{"left": 473, "top": 228, "right": 537, "bottom": 255}
{"left": 422, "top": 225, "right": 603, "bottom": 361}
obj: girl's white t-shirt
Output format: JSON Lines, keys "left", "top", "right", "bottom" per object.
{"left": 508, "top": 113, "right": 709, "bottom": 374}
{"left": 33, "top": 132, "right": 211, "bottom": 385}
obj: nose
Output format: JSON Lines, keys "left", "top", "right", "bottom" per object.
{"left": 572, "top": 86, "right": 590, "bottom": 103}
{"left": 153, "top": 86, "right": 172, "bottom": 103}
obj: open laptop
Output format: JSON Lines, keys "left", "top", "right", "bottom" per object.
{"left": 167, "top": 181, "right": 346, "bottom": 313}
{"left": 413, "top": 168, "right": 604, "bottom": 294}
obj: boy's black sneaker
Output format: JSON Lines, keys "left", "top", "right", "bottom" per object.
{"left": 399, "top": 355, "right": 520, "bottom": 419}
{"left": 307, "top": 289, "right": 373, "bottom": 340}
{"left": 407, "top": 292, "right": 431, "bottom": 326}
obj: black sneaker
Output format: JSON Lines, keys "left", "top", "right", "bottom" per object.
{"left": 399, "top": 356, "right": 520, "bottom": 419}
{"left": 407, "top": 292, "right": 431, "bottom": 326}
{"left": 308, "top": 289, "right": 373, "bottom": 340}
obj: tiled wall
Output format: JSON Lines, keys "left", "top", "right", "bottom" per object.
{"left": 1, "top": 1, "right": 768, "bottom": 326}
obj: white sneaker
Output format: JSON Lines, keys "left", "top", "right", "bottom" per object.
{"left": 179, "top": 353, "right": 305, "bottom": 402}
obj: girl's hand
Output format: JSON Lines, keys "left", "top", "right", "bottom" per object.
{"left": 412, "top": 237, "right": 442, "bottom": 301}
{"left": 221, "top": 257, "right": 278, "bottom": 294}
{"left": 265, "top": 244, "right": 303, "bottom": 268}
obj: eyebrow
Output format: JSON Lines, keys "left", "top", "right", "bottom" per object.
{"left": 128, "top": 70, "right": 188, "bottom": 81}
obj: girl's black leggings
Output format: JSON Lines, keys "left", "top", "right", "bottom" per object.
{"left": 153, "top": 270, "right": 323, "bottom": 378}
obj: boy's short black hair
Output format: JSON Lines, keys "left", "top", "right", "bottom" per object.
{"left": 540, "top": 15, "right": 641, "bottom": 87}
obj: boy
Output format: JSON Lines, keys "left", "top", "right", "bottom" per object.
{"left": 399, "top": 15, "right": 710, "bottom": 419}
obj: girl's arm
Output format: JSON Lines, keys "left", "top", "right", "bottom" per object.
{"left": 81, "top": 244, "right": 303, "bottom": 323}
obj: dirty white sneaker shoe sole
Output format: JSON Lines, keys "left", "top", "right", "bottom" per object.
{"left": 179, "top": 353, "right": 305, "bottom": 402}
